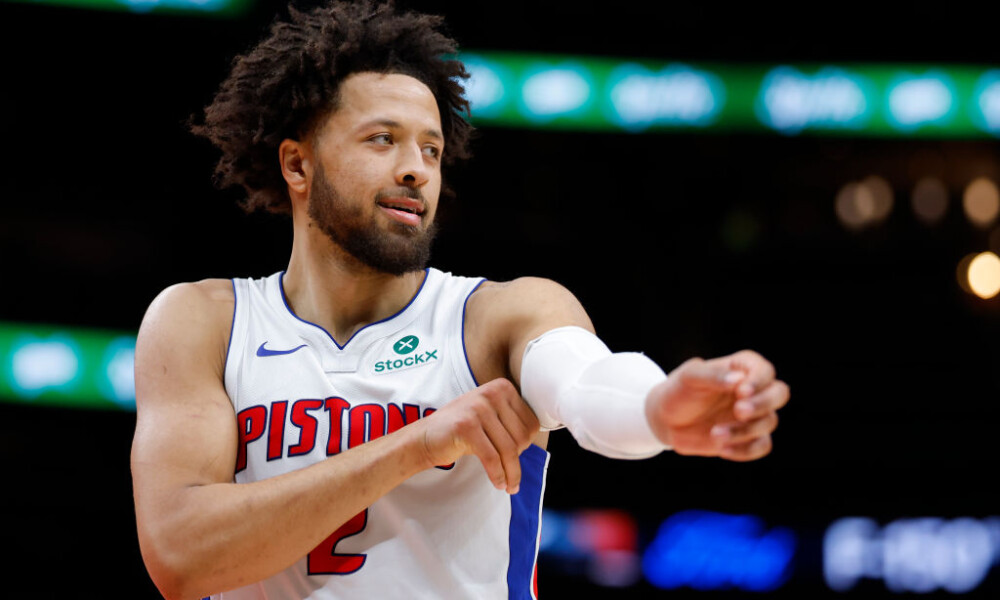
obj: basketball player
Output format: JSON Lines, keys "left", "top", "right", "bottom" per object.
{"left": 130, "top": 2, "right": 790, "bottom": 599}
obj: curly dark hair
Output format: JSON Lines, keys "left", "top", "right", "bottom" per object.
{"left": 190, "top": 0, "right": 473, "bottom": 215}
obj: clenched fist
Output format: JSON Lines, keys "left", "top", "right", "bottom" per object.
{"left": 417, "top": 378, "right": 540, "bottom": 494}
{"left": 645, "top": 350, "right": 790, "bottom": 462}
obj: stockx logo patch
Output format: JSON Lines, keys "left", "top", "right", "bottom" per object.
{"left": 374, "top": 335, "right": 440, "bottom": 374}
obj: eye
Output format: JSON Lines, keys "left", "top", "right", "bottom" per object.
{"left": 422, "top": 145, "right": 441, "bottom": 160}
{"left": 369, "top": 133, "right": 393, "bottom": 145}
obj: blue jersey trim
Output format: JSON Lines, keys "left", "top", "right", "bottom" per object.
{"left": 461, "top": 278, "right": 487, "bottom": 387}
{"left": 507, "top": 444, "right": 549, "bottom": 599}
{"left": 277, "top": 268, "right": 430, "bottom": 350}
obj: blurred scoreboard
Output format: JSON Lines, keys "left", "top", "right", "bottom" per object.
{"left": 462, "top": 52, "right": 1000, "bottom": 138}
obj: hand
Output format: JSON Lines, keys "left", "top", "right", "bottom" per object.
{"left": 645, "top": 350, "right": 790, "bottom": 461}
{"left": 417, "top": 378, "right": 540, "bottom": 494}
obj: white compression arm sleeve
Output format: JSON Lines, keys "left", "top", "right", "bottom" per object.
{"left": 519, "top": 326, "right": 670, "bottom": 459}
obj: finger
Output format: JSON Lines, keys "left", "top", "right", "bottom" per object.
{"left": 472, "top": 392, "right": 523, "bottom": 494}
{"left": 733, "top": 380, "right": 790, "bottom": 421}
{"left": 674, "top": 357, "right": 747, "bottom": 390}
{"left": 728, "top": 351, "right": 777, "bottom": 399}
{"left": 483, "top": 411, "right": 523, "bottom": 494}
{"left": 711, "top": 413, "right": 778, "bottom": 446}
{"left": 719, "top": 434, "right": 773, "bottom": 462}
{"left": 489, "top": 378, "right": 540, "bottom": 437}
{"left": 495, "top": 396, "right": 537, "bottom": 452}
{"left": 480, "top": 378, "right": 538, "bottom": 451}
{"left": 463, "top": 424, "right": 508, "bottom": 491}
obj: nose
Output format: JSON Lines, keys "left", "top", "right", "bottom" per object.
{"left": 395, "top": 142, "right": 430, "bottom": 188}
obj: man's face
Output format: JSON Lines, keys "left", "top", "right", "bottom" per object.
{"left": 307, "top": 72, "right": 444, "bottom": 275}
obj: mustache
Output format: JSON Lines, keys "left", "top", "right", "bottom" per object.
{"left": 375, "top": 187, "right": 424, "bottom": 203}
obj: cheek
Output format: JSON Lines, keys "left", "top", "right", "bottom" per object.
{"left": 328, "top": 158, "right": 380, "bottom": 195}
{"left": 425, "top": 177, "right": 442, "bottom": 211}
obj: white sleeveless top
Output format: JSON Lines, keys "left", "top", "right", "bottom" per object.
{"left": 215, "top": 268, "right": 549, "bottom": 600}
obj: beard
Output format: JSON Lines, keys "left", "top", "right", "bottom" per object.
{"left": 307, "top": 167, "right": 437, "bottom": 276}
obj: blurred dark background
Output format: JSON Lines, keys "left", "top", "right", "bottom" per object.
{"left": 1, "top": 1, "right": 998, "bottom": 597}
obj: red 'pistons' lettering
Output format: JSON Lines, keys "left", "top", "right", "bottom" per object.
{"left": 239, "top": 399, "right": 442, "bottom": 464}
{"left": 348, "top": 404, "right": 386, "bottom": 449}
{"left": 387, "top": 403, "right": 421, "bottom": 434}
{"left": 267, "top": 401, "right": 288, "bottom": 461}
{"left": 324, "top": 397, "right": 350, "bottom": 456}
{"left": 236, "top": 405, "right": 267, "bottom": 473}
{"left": 289, "top": 399, "right": 325, "bottom": 456}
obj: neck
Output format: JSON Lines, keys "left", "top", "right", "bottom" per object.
{"left": 282, "top": 228, "right": 426, "bottom": 344}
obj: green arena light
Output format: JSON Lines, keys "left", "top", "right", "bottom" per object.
{"left": 0, "top": 321, "right": 136, "bottom": 411}
{"left": 459, "top": 51, "right": 1000, "bottom": 139}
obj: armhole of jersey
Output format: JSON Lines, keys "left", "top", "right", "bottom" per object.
{"left": 223, "top": 278, "right": 246, "bottom": 403}
{"left": 457, "top": 277, "right": 487, "bottom": 391}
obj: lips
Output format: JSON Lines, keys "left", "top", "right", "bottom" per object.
{"left": 376, "top": 197, "right": 424, "bottom": 215}
{"left": 376, "top": 196, "right": 424, "bottom": 227}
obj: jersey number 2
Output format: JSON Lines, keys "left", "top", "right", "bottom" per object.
{"left": 308, "top": 509, "right": 368, "bottom": 575}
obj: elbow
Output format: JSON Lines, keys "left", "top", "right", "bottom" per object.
{"left": 138, "top": 531, "right": 212, "bottom": 600}
{"left": 142, "top": 558, "right": 189, "bottom": 600}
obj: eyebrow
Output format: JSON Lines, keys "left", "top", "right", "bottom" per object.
{"left": 361, "top": 118, "right": 443, "bottom": 141}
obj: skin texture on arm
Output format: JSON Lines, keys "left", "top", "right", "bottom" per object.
{"left": 464, "top": 277, "right": 790, "bottom": 462}
{"left": 130, "top": 281, "right": 538, "bottom": 600}
{"left": 464, "top": 277, "right": 595, "bottom": 449}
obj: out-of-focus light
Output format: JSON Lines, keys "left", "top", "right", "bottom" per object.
{"left": 887, "top": 73, "right": 955, "bottom": 131}
{"left": 607, "top": 63, "right": 724, "bottom": 131}
{"left": 756, "top": 66, "right": 869, "bottom": 134}
{"left": 911, "top": 177, "right": 949, "bottom": 224}
{"left": 967, "top": 251, "right": 1000, "bottom": 299}
{"left": 520, "top": 65, "right": 592, "bottom": 120}
{"left": 861, "top": 175, "right": 894, "bottom": 222}
{"left": 1, "top": 321, "right": 140, "bottom": 410}
{"left": 463, "top": 56, "right": 507, "bottom": 119}
{"left": 962, "top": 177, "right": 1000, "bottom": 228}
{"left": 587, "top": 549, "right": 640, "bottom": 588}
{"left": 642, "top": 510, "right": 796, "bottom": 593}
{"left": 972, "top": 70, "right": 1000, "bottom": 135}
{"left": 956, "top": 253, "right": 977, "bottom": 294}
{"left": 836, "top": 182, "right": 876, "bottom": 230}
{"left": 10, "top": 336, "right": 79, "bottom": 398}
{"left": 538, "top": 508, "right": 640, "bottom": 588}
{"left": 101, "top": 336, "right": 136, "bottom": 409}
{"left": 824, "top": 517, "right": 880, "bottom": 591}
{"left": 824, "top": 516, "right": 998, "bottom": 594}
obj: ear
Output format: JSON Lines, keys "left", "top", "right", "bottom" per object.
{"left": 279, "top": 138, "right": 311, "bottom": 200}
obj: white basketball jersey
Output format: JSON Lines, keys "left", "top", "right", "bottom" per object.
{"left": 215, "top": 268, "right": 549, "bottom": 600}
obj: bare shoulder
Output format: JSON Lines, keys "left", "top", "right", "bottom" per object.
{"left": 144, "top": 278, "right": 234, "bottom": 317}
{"left": 135, "top": 279, "right": 235, "bottom": 400}
{"left": 140, "top": 279, "right": 234, "bottom": 336}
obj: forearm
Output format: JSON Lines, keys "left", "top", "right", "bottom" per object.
{"left": 138, "top": 424, "right": 432, "bottom": 600}
{"left": 520, "top": 326, "right": 669, "bottom": 459}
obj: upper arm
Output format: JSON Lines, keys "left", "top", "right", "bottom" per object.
{"left": 130, "top": 280, "right": 238, "bottom": 545}
{"left": 465, "top": 277, "right": 594, "bottom": 388}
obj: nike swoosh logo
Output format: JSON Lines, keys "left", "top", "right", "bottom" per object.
{"left": 256, "top": 342, "right": 307, "bottom": 357}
